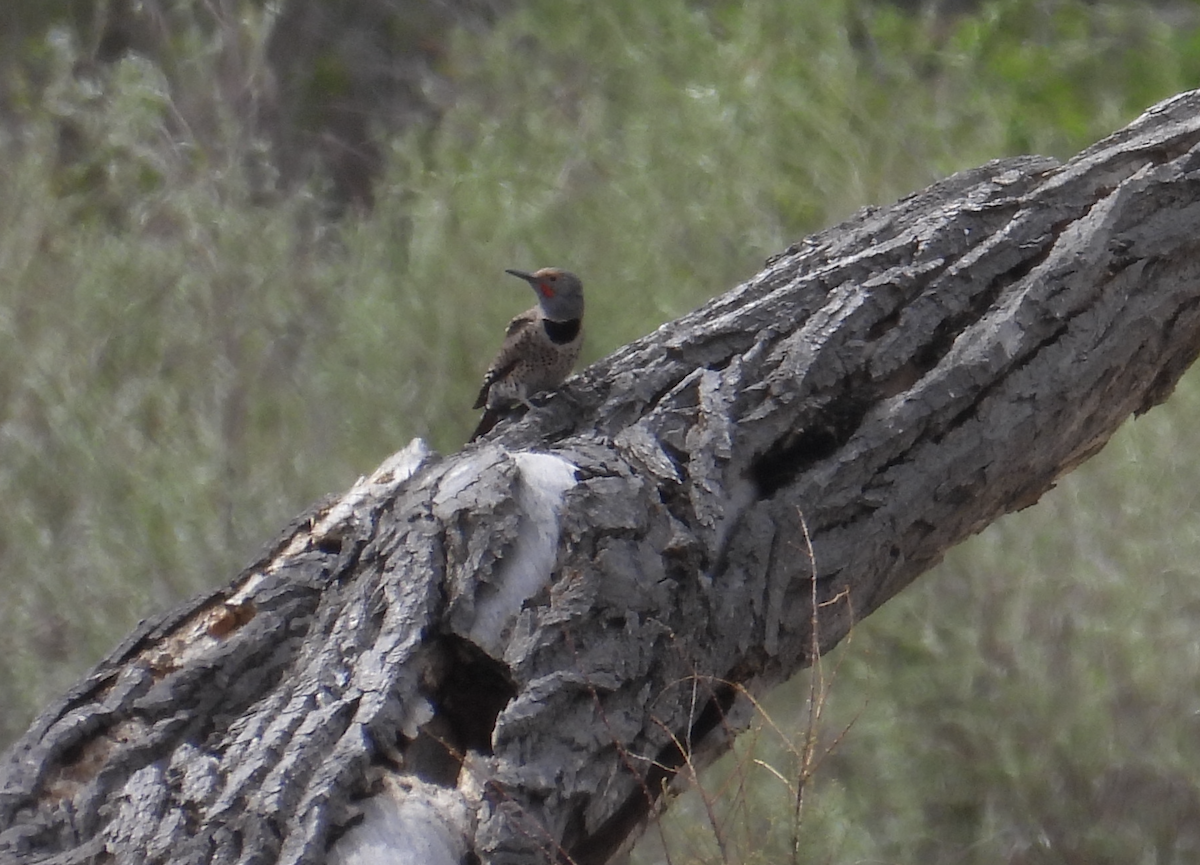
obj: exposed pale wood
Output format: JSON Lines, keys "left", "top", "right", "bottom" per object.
{"left": 5, "top": 90, "right": 1200, "bottom": 865}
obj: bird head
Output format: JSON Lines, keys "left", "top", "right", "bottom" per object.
{"left": 506, "top": 267, "right": 584, "bottom": 321}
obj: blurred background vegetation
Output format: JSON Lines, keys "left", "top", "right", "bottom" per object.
{"left": 1, "top": 0, "right": 1199, "bottom": 861}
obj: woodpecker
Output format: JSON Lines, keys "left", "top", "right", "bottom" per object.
{"left": 470, "top": 267, "right": 584, "bottom": 441}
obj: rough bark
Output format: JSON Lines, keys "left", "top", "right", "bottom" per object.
{"left": 5, "top": 90, "right": 1200, "bottom": 865}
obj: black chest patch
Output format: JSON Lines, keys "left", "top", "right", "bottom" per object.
{"left": 543, "top": 318, "right": 581, "bottom": 344}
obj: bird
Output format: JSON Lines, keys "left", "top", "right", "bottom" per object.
{"left": 470, "top": 267, "right": 584, "bottom": 441}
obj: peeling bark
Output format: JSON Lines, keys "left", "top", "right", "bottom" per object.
{"left": 6, "top": 90, "right": 1200, "bottom": 865}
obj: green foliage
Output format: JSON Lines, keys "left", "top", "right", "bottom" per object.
{"left": 2, "top": 0, "right": 1200, "bottom": 859}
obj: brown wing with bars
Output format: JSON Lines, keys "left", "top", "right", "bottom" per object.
{"left": 473, "top": 308, "right": 540, "bottom": 410}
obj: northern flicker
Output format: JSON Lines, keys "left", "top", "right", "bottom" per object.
{"left": 470, "top": 267, "right": 584, "bottom": 441}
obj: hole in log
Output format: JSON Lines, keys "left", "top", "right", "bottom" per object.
{"left": 315, "top": 536, "right": 343, "bottom": 555}
{"left": 406, "top": 635, "right": 518, "bottom": 786}
{"left": 439, "top": 635, "right": 517, "bottom": 755}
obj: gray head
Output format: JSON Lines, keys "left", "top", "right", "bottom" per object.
{"left": 506, "top": 267, "right": 584, "bottom": 321}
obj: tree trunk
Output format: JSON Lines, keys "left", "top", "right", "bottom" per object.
{"left": 5, "top": 90, "right": 1200, "bottom": 865}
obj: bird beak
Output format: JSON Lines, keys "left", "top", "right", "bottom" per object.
{"left": 506, "top": 268, "right": 556, "bottom": 299}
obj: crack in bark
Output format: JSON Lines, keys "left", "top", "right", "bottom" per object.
{"left": 566, "top": 682, "right": 739, "bottom": 865}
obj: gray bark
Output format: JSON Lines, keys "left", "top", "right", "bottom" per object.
{"left": 6, "top": 90, "right": 1200, "bottom": 865}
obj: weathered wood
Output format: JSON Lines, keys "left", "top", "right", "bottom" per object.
{"left": 5, "top": 90, "right": 1200, "bottom": 865}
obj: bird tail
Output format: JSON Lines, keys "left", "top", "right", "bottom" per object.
{"left": 469, "top": 408, "right": 501, "bottom": 441}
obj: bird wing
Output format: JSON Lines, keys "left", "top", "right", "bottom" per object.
{"left": 473, "top": 308, "right": 540, "bottom": 409}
